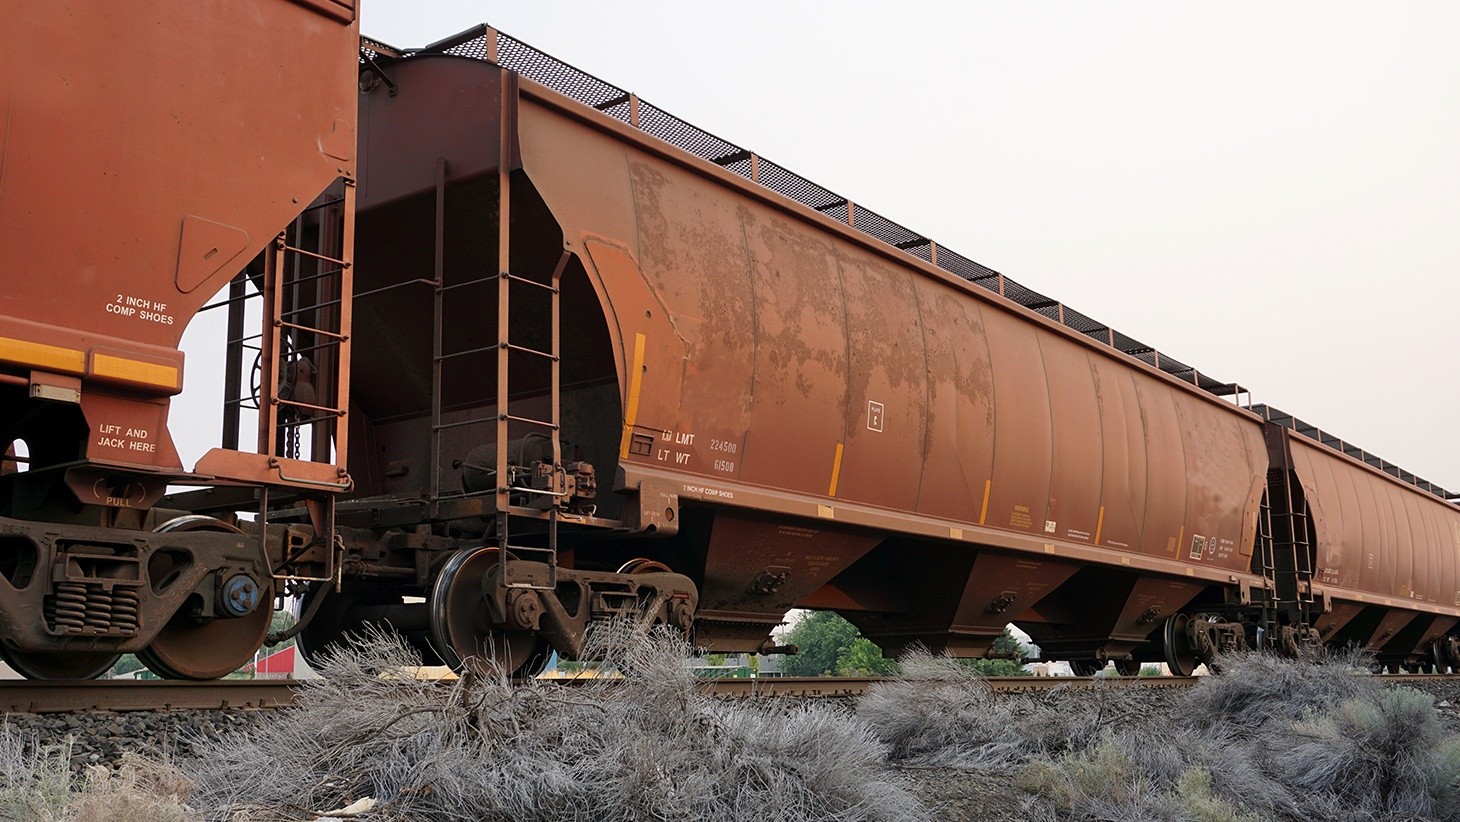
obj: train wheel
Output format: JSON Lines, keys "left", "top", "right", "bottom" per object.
{"left": 1069, "top": 659, "right": 1104, "bottom": 677}
{"left": 429, "top": 547, "right": 551, "bottom": 678}
{"left": 296, "top": 582, "right": 444, "bottom": 669}
{"left": 0, "top": 645, "right": 119, "bottom": 680}
{"left": 616, "top": 558, "right": 673, "bottom": 575}
{"left": 138, "top": 516, "right": 272, "bottom": 680}
{"left": 1432, "top": 639, "right": 1452, "bottom": 674}
{"left": 1114, "top": 659, "right": 1143, "bottom": 677}
{"left": 1163, "top": 614, "right": 1199, "bottom": 676}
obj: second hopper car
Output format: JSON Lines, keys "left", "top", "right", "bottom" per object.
{"left": 322, "top": 27, "right": 1460, "bottom": 676}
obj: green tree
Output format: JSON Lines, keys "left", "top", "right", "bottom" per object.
{"left": 956, "top": 627, "right": 1032, "bottom": 676}
{"left": 780, "top": 612, "right": 1031, "bottom": 677}
{"left": 836, "top": 637, "right": 899, "bottom": 676}
{"left": 781, "top": 611, "right": 863, "bottom": 676}
{"left": 781, "top": 611, "right": 897, "bottom": 676}
{"left": 110, "top": 653, "right": 146, "bottom": 678}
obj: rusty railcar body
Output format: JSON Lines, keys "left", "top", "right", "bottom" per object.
{"left": 1, "top": 13, "right": 1457, "bottom": 680}
{"left": 0, "top": 0, "right": 362, "bottom": 679}
{"left": 336, "top": 28, "right": 1460, "bottom": 676}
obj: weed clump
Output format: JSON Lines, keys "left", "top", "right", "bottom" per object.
{"left": 0, "top": 728, "right": 191, "bottom": 822}
{"left": 182, "top": 624, "right": 924, "bottom": 821}
{"left": 861, "top": 648, "right": 1460, "bottom": 821}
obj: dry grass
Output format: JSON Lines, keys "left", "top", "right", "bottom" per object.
{"left": 181, "top": 623, "right": 925, "bottom": 821}
{"left": 858, "top": 649, "right": 1154, "bottom": 770}
{"left": 0, "top": 727, "right": 191, "bottom": 822}
{"left": 863, "top": 647, "right": 1460, "bottom": 821}
{"left": 8, "top": 637, "right": 1460, "bottom": 820}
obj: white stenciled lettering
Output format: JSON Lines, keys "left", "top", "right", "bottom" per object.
{"left": 682, "top": 484, "right": 734, "bottom": 500}
{"left": 108, "top": 294, "right": 174, "bottom": 325}
{"left": 94, "top": 423, "right": 156, "bottom": 454}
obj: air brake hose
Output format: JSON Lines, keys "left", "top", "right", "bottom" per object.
{"left": 266, "top": 580, "right": 335, "bottom": 646}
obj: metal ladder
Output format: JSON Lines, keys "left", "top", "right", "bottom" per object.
{"left": 218, "top": 180, "right": 355, "bottom": 584}
{"left": 1258, "top": 468, "right": 1316, "bottom": 632}
{"left": 427, "top": 68, "right": 563, "bottom": 591}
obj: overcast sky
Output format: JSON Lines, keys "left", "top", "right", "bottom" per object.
{"left": 183, "top": 3, "right": 1460, "bottom": 490}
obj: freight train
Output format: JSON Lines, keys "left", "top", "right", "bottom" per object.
{"left": 2, "top": 1, "right": 1457, "bottom": 680}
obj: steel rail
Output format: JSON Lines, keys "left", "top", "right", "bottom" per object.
{"left": 687, "top": 675, "right": 1206, "bottom": 698}
{"left": 0, "top": 679, "right": 298, "bottom": 714}
{"left": 4, "top": 672, "right": 1455, "bottom": 714}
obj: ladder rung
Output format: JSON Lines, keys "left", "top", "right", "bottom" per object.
{"left": 437, "top": 344, "right": 495, "bottom": 362}
{"left": 440, "top": 275, "right": 498, "bottom": 293}
{"left": 301, "top": 196, "right": 346, "bottom": 213}
{"left": 507, "top": 486, "right": 567, "bottom": 497}
{"left": 504, "top": 272, "right": 558, "bottom": 293}
{"left": 274, "top": 397, "right": 346, "bottom": 416}
{"left": 436, "top": 342, "right": 558, "bottom": 362}
{"left": 200, "top": 292, "right": 260, "bottom": 313}
{"left": 433, "top": 417, "right": 494, "bottom": 432}
{"left": 276, "top": 415, "right": 335, "bottom": 431}
{"left": 281, "top": 266, "right": 347, "bottom": 290}
{"left": 284, "top": 339, "right": 344, "bottom": 358}
{"left": 502, "top": 413, "right": 557, "bottom": 430}
{"left": 503, "top": 342, "right": 558, "bottom": 361}
{"left": 278, "top": 243, "right": 349, "bottom": 267}
{"left": 275, "top": 320, "right": 347, "bottom": 340}
{"left": 355, "top": 278, "right": 437, "bottom": 299}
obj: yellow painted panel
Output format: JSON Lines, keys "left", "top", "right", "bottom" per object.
{"left": 0, "top": 337, "right": 84, "bottom": 374}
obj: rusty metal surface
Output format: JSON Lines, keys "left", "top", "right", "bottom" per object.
{"left": 349, "top": 30, "right": 1460, "bottom": 667}
{"left": 1, "top": 0, "right": 358, "bottom": 473}
{"left": 1294, "top": 437, "right": 1460, "bottom": 607}
{"left": 14, "top": 670, "right": 1460, "bottom": 713}
{"left": 358, "top": 40, "right": 1271, "bottom": 580}
{"left": 512, "top": 84, "right": 1268, "bottom": 575}
{"left": 0, "top": 679, "right": 299, "bottom": 714}
{"left": 0, "top": 674, "right": 1208, "bottom": 713}
{"left": 2, "top": 0, "right": 357, "bottom": 350}
{"left": 429, "top": 24, "right": 1455, "bottom": 507}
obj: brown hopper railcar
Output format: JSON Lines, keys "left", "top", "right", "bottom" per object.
{"left": 1, "top": 11, "right": 1457, "bottom": 680}
{"left": 329, "top": 28, "right": 1460, "bottom": 676}
{"left": 0, "top": 0, "right": 361, "bottom": 679}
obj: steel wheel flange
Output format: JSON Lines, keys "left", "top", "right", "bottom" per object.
{"left": 138, "top": 516, "right": 273, "bottom": 680}
{"left": 429, "top": 547, "right": 550, "bottom": 677}
{"left": 1163, "top": 613, "right": 1199, "bottom": 676}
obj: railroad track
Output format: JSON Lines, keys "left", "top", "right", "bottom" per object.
{"left": 0, "top": 679, "right": 297, "bottom": 714}
{"left": 5, "top": 672, "right": 1455, "bottom": 714}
